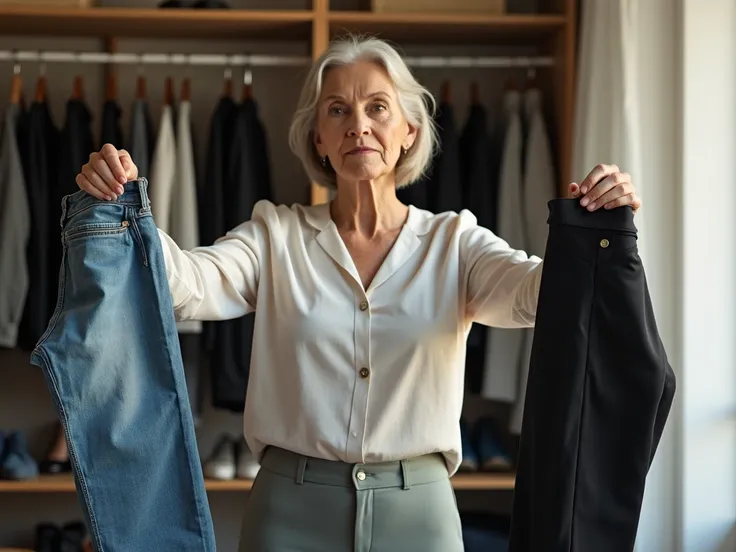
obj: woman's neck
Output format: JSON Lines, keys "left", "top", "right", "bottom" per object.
{"left": 331, "top": 178, "right": 408, "bottom": 238}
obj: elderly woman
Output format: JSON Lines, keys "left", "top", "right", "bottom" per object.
{"left": 76, "top": 35, "right": 640, "bottom": 552}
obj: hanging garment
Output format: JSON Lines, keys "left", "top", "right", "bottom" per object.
{"left": 30, "top": 179, "right": 216, "bottom": 552}
{"left": 210, "top": 97, "right": 272, "bottom": 412}
{"left": 508, "top": 199, "right": 676, "bottom": 552}
{"left": 509, "top": 87, "right": 558, "bottom": 434}
{"left": 128, "top": 99, "right": 155, "bottom": 179}
{"left": 458, "top": 102, "right": 493, "bottom": 382}
{"left": 0, "top": 104, "right": 30, "bottom": 348}
{"left": 571, "top": 0, "right": 644, "bottom": 261}
{"left": 17, "top": 100, "right": 58, "bottom": 351}
{"left": 482, "top": 90, "right": 526, "bottom": 403}
{"left": 150, "top": 104, "right": 176, "bottom": 235}
{"left": 52, "top": 99, "right": 95, "bottom": 315}
{"left": 429, "top": 101, "right": 462, "bottom": 214}
{"left": 199, "top": 96, "right": 237, "bottom": 358}
{"left": 397, "top": 101, "right": 461, "bottom": 213}
{"left": 99, "top": 99, "right": 124, "bottom": 149}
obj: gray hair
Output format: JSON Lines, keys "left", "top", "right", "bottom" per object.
{"left": 288, "top": 35, "right": 438, "bottom": 191}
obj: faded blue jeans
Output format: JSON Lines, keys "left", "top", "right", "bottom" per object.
{"left": 31, "top": 178, "right": 216, "bottom": 552}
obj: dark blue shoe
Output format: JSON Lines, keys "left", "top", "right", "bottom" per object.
{"left": 459, "top": 418, "right": 479, "bottom": 472}
{"left": 0, "top": 431, "right": 39, "bottom": 480}
{"left": 473, "top": 417, "right": 513, "bottom": 472}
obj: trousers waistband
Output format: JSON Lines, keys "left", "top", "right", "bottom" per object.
{"left": 61, "top": 178, "right": 151, "bottom": 225}
{"left": 547, "top": 198, "right": 638, "bottom": 235}
{"left": 259, "top": 446, "right": 449, "bottom": 491}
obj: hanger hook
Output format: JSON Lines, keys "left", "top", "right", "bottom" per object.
{"left": 526, "top": 57, "right": 536, "bottom": 80}
{"left": 12, "top": 49, "right": 20, "bottom": 75}
{"left": 136, "top": 53, "right": 144, "bottom": 76}
{"left": 244, "top": 52, "right": 252, "bottom": 86}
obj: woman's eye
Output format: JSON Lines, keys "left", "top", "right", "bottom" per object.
{"left": 372, "top": 103, "right": 387, "bottom": 112}
{"left": 329, "top": 106, "right": 345, "bottom": 116}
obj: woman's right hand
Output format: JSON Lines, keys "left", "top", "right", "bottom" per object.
{"left": 76, "top": 143, "right": 138, "bottom": 201}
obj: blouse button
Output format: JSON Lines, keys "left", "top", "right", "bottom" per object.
{"left": 359, "top": 300, "right": 369, "bottom": 311}
{"left": 359, "top": 367, "right": 370, "bottom": 378}
{"left": 600, "top": 238, "right": 610, "bottom": 248}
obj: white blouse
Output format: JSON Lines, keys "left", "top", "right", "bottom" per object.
{"left": 158, "top": 199, "right": 543, "bottom": 474}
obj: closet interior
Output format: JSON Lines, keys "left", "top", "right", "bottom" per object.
{"left": 0, "top": 0, "right": 577, "bottom": 549}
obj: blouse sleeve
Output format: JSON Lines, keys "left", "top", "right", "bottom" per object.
{"left": 460, "top": 215, "right": 543, "bottom": 328}
{"left": 157, "top": 199, "right": 274, "bottom": 322}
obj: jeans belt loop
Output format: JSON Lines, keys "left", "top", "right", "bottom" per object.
{"left": 138, "top": 177, "right": 151, "bottom": 212}
{"left": 400, "top": 460, "right": 410, "bottom": 490}
{"left": 295, "top": 457, "right": 307, "bottom": 485}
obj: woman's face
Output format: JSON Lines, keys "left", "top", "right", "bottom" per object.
{"left": 314, "top": 60, "right": 417, "bottom": 187}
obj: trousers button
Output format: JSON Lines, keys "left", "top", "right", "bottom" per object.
{"left": 600, "top": 238, "right": 610, "bottom": 248}
{"left": 356, "top": 470, "right": 366, "bottom": 481}
{"left": 359, "top": 367, "right": 370, "bottom": 378}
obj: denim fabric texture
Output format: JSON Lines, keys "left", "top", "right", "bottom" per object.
{"left": 30, "top": 178, "right": 216, "bottom": 552}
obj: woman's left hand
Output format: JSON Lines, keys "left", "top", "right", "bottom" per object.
{"left": 568, "top": 164, "right": 641, "bottom": 213}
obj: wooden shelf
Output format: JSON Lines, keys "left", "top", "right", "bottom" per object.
{"left": 0, "top": 7, "right": 314, "bottom": 40}
{"left": 0, "top": 472, "right": 514, "bottom": 493}
{"left": 329, "top": 12, "right": 566, "bottom": 44}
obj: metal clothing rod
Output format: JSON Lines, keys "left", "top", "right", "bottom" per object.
{"left": 0, "top": 50, "right": 554, "bottom": 69}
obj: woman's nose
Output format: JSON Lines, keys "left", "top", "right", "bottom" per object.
{"left": 346, "top": 112, "right": 371, "bottom": 137}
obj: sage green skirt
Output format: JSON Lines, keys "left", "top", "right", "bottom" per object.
{"left": 237, "top": 446, "right": 464, "bottom": 552}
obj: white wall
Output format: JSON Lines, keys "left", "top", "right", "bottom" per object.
{"left": 633, "top": 0, "right": 736, "bottom": 551}
{"left": 680, "top": 0, "right": 736, "bottom": 549}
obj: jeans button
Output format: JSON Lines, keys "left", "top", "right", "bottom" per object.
{"left": 356, "top": 470, "right": 366, "bottom": 481}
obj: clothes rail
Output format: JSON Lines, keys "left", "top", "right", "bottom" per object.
{"left": 0, "top": 50, "right": 554, "bottom": 69}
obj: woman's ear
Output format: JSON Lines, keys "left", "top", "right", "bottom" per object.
{"left": 313, "top": 131, "right": 324, "bottom": 158}
{"left": 404, "top": 122, "right": 418, "bottom": 150}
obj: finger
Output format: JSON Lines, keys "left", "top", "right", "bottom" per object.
{"left": 76, "top": 173, "right": 112, "bottom": 201}
{"left": 82, "top": 166, "right": 118, "bottom": 200}
{"left": 93, "top": 156, "right": 125, "bottom": 196}
{"left": 581, "top": 172, "right": 629, "bottom": 209}
{"left": 602, "top": 193, "right": 636, "bottom": 211}
{"left": 594, "top": 182, "right": 634, "bottom": 210}
{"left": 632, "top": 193, "right": 642, "bottom": 212}
{"left": 580, "top": 163, "right": 619, "bottom": 194}
{"left": 568, "top": 182, "right": 581, "bottom": 198}
{"left": 118, "top": 150, "right": 136, "bottom": 180}
{"left": 100, "top": 144, "right": 128, "bottom": 187}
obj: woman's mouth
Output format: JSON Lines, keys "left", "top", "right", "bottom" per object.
{"left": 347, "top": 147, "right": 377, "bottom": 155}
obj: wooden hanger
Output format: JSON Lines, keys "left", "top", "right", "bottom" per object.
{"left": 136, "top": 74, "right": 147, "bottom": 100}
{"left": 470, "top": 81, "right": 480, "bottom": 105}
{"left": 34, "top": 74, "right": 47, "bottom": 103}
{"left": 180, "top": 77, "right": 190, "bottom": 102}
{"left": 164, "top": 76, "right": 174, "bottom": 106}
{"left": 440, "top": 80, "right": 451, "bottom": 104}
{"left": 106, "top": 71, "right": 117, "bottom": 102}
{"left": 9, "top": 68, "right": 22, "bottom": 106}
{"left": 71, "top": 75, "right": 84, "bottom": 100}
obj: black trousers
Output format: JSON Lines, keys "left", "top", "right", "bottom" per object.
{"left": 509, "top": 199, "right": 676, "bottom": 552}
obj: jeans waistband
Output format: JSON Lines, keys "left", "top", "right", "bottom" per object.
{"left": 260, "top": 446, "right": 449, "bottom": 491}
{"left": 61, "top": 178, "right": 151, "bottom": 226}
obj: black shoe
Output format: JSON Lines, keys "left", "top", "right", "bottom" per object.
{"left": 193, "top": 0, "right": 230, "bottom": 7}
{"left": 60, "top": 521, "right": 87, "bottom": 552}
{"left": 35, "top": 523, "right": 61, "bottom": 552}
{"left": 39, "top": 458, "right": 72, "bottom": 475}
{"left": 158, "top": 0, "right": 187, "bottom": 6}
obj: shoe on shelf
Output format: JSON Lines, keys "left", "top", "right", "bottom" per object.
{"left": 473, "top": 417, "right": 513, "bottom": 472}
{"left": 158, "top": 0, "right": 187, "bottom": 7}
{"left": 34, "top": 523, "right": 61, "bottom": 552}
{"left": 235, "top": 437, "right": 260, "bottom": 480}
{"left": 203, "top": 435, "right": 236, "bottom": 480}
{"left": 192, "top": 0, "right": 231, "bottom": 7}
{"left": 60, "top": 521, "right": 87, "bottom": 552}
{"left": 39, "top": 422, "right": 73, "bottom": 475}
{"left": 458, "top": 418, "right": 479, "bottom": 472}
{"left": 0, "top": 431, "right": 39, "bottom": 481}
